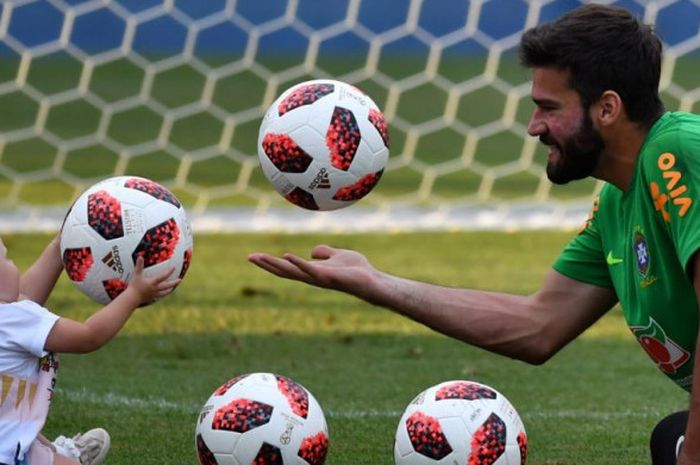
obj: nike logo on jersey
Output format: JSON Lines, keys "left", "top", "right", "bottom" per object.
{"left": 606, "top": 251, "right": 623, "bottom": 265}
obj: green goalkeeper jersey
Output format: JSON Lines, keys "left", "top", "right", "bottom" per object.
{"left": 554, "top": 111, "right": 700, "bottom": 392}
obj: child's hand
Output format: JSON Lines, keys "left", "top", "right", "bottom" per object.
{"left": 126, "top": 256, "right": 181, "bottom": 305}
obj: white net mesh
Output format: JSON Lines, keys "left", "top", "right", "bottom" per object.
{"left": 0, "top": 0, "right": 696, "bottom": 232}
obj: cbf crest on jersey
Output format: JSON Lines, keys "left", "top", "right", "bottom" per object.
{"left": 632, "top": 229, "right": 650, "bottom": 276}
{"left": 632, "top": 226, "right": 657, "bottom": 289}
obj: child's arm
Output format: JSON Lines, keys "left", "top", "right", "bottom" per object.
{"left": 43, "top": 257, "right": 180, "bottom": 354}
{"left": 19, "top": 234, "right": 63, "bottom": 305}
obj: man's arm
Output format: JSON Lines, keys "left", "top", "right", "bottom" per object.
{"left": 249, "top": 244, "right": 618, "bottom": 364}
{"left": 677, "top": 255, "right": 700, "bottom": 465}
{"left": 19, "top": 234, "right": 63, "bottom": 305}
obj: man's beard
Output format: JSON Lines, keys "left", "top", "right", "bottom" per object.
{"left": 543, "top": 115, "right": 604, "bottom": 185}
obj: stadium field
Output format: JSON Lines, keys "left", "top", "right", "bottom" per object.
{"left": 7, "top": 231, "right": 688, "bottom": 465}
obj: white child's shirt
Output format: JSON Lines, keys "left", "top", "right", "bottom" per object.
{"left": 0, "top": 300, "right": 59, "bottom": 464}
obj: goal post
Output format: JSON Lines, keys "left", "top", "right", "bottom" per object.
{"left": 0, "top": 0, "right": 696, "bottom": 232}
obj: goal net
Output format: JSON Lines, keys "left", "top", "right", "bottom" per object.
{"left": 0, "top": 0, "right": 696, "bottom": 232}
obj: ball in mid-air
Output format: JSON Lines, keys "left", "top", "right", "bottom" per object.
{"left": 195, "top": 372, "right": 329, "bottom": 465}
{"left": 257, "top": 79, "right": 390, "bottom": 211}
{"left": 394, "top": 380, "right": 527, "bottom": 465}
{"left": 60, "top": 175, "right": 193, "bottom": 304}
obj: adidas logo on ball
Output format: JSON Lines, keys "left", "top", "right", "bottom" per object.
{"left": 308, "top": 168, "right": 331, "bottom": 190}
{"left": 101, "top": 246, "right": 124, "bottom": 274}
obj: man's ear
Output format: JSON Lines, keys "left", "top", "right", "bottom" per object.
{"left": 594, "top": 90, "right": 623, "bottom": 127}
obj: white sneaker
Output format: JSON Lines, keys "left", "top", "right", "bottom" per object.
{"left": 53, "top": 428, "right": 111, "bottom": 465}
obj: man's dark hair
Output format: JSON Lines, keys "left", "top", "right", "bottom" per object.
{"left": 519, "top": 4, "right": 664, "bottom": 127}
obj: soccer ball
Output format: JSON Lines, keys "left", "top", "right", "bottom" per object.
{"left": 195, "top": 372, "right": 329, "bottom": 465}
{"left": 60, "top": 175, "right": 193, "bottom": 305}
{"left": 257, "top": 79, "right": 390, "bottom": 211}
{"left": 394, "top": 380, "right": 527, "bottom": 465}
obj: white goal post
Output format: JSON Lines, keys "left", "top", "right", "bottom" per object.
{"left": 0, "top": 0, "right": 696, "bottom": 232}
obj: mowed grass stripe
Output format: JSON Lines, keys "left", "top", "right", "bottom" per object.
{"left": 56, "top": 387, "right": 673, "bottom": 421}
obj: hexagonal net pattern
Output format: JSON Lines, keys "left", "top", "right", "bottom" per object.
{"left": 0, "top": 0, "right": 696, "bottom": 232}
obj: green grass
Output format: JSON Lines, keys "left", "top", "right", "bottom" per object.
{"left": 5, "top": 231, "right": 689, "bottom": 465}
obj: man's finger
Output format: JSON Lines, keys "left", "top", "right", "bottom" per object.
{"left": 283, "top": 253, "right": 322, "bottom": 280}
{"left": 256, "top": 255, "right": 312, "bottom": 282}
{"left": 311, "top": 245, "right": 335, "bottom": 259}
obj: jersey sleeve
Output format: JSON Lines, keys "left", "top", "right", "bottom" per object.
{"left": 641, "top": 121, "right": 700, "bottom": 274}
{"left": 553, "top": 198, "right": 614, "bottom": 288}
{"left": 0, "top": 301, "right": 59, "bottom": 358}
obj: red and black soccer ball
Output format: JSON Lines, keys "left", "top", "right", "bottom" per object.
{"left": 257, "top": 79, "right": 390, "bottom": 211}
{"left": 195, "top": 372, "right": 329, "bottom": 465}
{"left": 60, "top": 176, "right": 193, "bottom": 305}
{"left": 394, "top": 380, "right": 527, "bottom": 465}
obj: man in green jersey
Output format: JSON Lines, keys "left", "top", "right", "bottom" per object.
{"left": 249, "top": 4, "right": 698, "bottom": 464}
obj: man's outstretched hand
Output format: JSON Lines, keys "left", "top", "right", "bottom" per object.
{"left": 248, "top": 245, "right": 376, "bottom": 296}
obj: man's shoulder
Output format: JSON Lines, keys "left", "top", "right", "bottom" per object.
{"left": 646, "top": 111, "right": 700, "bottom": 148}
{"left": 637, "top": 112, "right": 700, "bottom": 174}
{"left": 664, "top": 110, "right": 700, "bottom": 126}
{"left": 595, "top": 183, "right": 620, "bottom": 204}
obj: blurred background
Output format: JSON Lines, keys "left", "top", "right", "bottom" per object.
{"left": 2, "top": 0, "right": 699, "bottom": 232}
